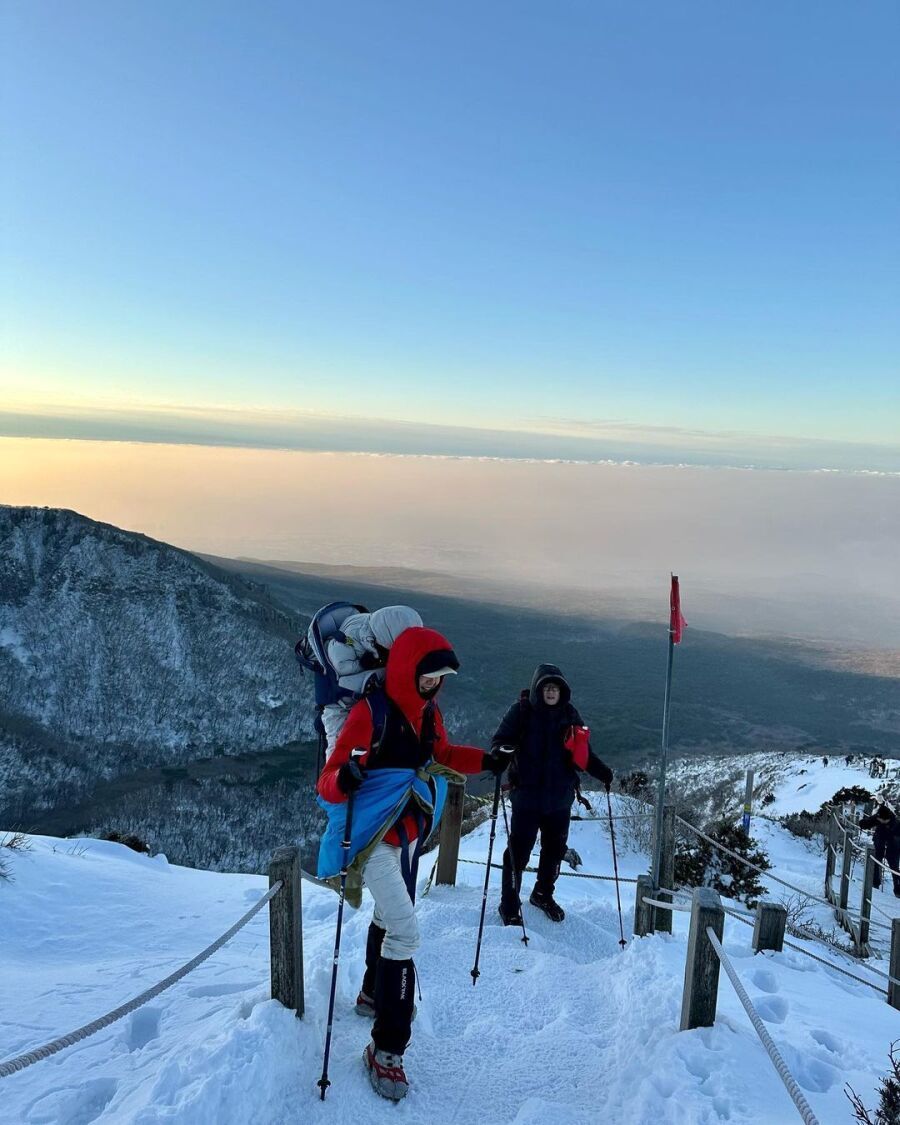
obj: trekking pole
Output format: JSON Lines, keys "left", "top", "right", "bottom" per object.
{"left": 317, "top": 748, "right": 365, "bottom": 1100}
{"left": 471, "top": 774, "right": 502, "bottom": 985}
{"left": 500, "top": 790, "right": 529, "bottom": 946}
{"left": 606, "top": 789, "right": 628, "bottom": 950}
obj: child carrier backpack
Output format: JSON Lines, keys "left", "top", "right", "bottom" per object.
{"left": 294, "top": 600, "right": 389, "bottom": 780}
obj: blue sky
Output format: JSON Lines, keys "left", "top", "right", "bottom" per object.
{"left": 3, "top": 1, "right": 899, "bottom": 454}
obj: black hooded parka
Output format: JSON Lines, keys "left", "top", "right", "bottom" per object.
{"left": 491, "top": 663, "right": 611, "bottom": 814}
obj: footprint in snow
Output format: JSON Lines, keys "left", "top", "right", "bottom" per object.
{"left": 187, "top": 980, "right": 258, "bottom": 998}
{"left": 794, "top": 1054, "right": 839, "bottom": 1093}
{"left": 25, "top": 1076, "right": 118, "bottom": 1125}
{"left": 753, "top": 995, "right": 789, "bottom": 1024}
{"left": 810, "top": 1028, "right": 843, "bottom": 1055}
{"left": 125, "top": 1006, "right": 161, "bottom": 1051}
{"left": 750, "top": 968, "right": 778, "bottom": 994}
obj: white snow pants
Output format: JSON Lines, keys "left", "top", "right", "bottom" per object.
{"left": 362, "top": 842, "right": 420, "bottom": 960}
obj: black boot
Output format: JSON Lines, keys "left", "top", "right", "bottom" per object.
{"left": 498, "top": 901, "right": 524, "bottom": 926}
{"left": 372, "top": 957, "right": 415, "bottom": 1057}
{"left": 530, "top": 888, "right": 565, "bottom": 922}
{"left": 356, "top": 922, "right": 385, "bottom": 1016}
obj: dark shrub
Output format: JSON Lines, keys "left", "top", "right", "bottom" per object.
{"left": 103, "top": 831, "right": 152, "bottom": 855}
{"left": 675, "top": 821, "right": 770, "bottom": 907}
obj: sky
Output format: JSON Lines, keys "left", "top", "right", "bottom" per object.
{"left": 2, "top": 1, "right": 899, "bottom": 456}
{"left": 2, "top": 4, "right": 899, "bottom": 647}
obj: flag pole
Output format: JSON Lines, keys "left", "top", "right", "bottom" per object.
{"left": 651, "top": 575, "right": 683, "bottom": 894}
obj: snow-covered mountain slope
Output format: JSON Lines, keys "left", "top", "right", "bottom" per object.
{"left": 666, "top": 750, "right": 897, "bottom": 821}
{"left": 2, "top": 797, "right": 897, "bottom": 1124}
{"left": 0, "top": 507, "right": 313, "bottom": 797}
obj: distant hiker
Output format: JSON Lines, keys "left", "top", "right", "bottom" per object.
{"left": 846, "top": 754, "right": 854, "bottom": 767}
{"left": 316, "top": 627, "right": 487, "bottom": 1101}
{"left": 860, "top": 799, "right": 900, "bottom": 897}
{"left": 488, "top": 663, "right": 613, "bottom": 925}
{"left": 822, "top": 756, "right": 829, "bottom": 768}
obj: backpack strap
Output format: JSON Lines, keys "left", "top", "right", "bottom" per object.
{"left": 515, "top": 689, "right": 530, "bottom": 740}
{"left": 365, "top": 688, "right": 390, "bottom": 757}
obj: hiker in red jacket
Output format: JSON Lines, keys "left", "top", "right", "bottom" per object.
{"left": 317, "top": 626, "right": 487, "bottom": 1101}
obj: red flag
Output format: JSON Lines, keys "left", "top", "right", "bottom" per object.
{"left": 670, "top": 574, "right": 687, "bottom": 644}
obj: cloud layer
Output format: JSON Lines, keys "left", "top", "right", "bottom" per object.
{"left": 4, "top": 437, "right": 900, "bottom": 646}
{"left": 2, "top": 404, "right": 900, "bottom": 474}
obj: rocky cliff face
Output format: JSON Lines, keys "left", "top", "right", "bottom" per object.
{"left": 0, "top": 506, "right": 313, "bottom": 765}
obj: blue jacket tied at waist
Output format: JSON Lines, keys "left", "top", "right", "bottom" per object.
{"left": 317, "top": 766, "right": 447, "bottom": 879}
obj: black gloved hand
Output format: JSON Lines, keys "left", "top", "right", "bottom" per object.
{"left": 599, "top": 764, "right": 613, "bottom": 793}
{"left": 483, "top": 745, "right": 515, "bottom": 776}
{"left": 337, "top": 757, "right": 367, "bottom": 794}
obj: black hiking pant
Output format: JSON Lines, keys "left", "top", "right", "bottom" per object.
{"left": 373, "top": 956, "right": 415, "bottom": 1056}
{"left": 873, "top": 839, "right": 900, "bottom": 894}
{"left": 501, "top": 804, "right": 570, "bottom": 909}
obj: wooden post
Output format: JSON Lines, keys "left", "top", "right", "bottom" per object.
{"left": 268, "top": 846, "right": 303, "bottom": 1018}
{"left": 435, "top": 779, "right": 465, "bottom": 886}
{"left": 858, "top": 845, "right": 875, "bottom": 952}
{"left": 889, "top": 919, "right": 900, "bottom": 1011}
{"left": 680, "top": 887, "right": 725, "bottom": 1031}
{"left": 824, "top": 816, "right": 837, "bottom": 902}
{"left": 742, "top": 769, "right": 754, "bottom": 834}
{"left": 634, "top": 873, "right": 655, "bottom": 937}
{"left": 837, "top": 829, "right": 853, "bottom": 927}
{"left": 655, "top": 806, "right": 676, "bottom": 935}
{"left": 752, "top": 901, "right": 786, "bottom": 954}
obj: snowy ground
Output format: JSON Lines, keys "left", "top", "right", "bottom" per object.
{"left": 669, "top": 750, "right": 897, "bottom": 819}
{"left": 669, "top": 750, "right": 900, "bottom": 953}
{"left": 3, "top": 788, "right": 900, "bottom": 1125}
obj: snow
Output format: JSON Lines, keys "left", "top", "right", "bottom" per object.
{"left": 669, "top": 750, "right": 895, "bottom": 819}
{"left": 0, "top": 625, "right": 29, "bottom": 666}
{"left": 761, "top": 757, "right": 894, "bottom": 818}
{"left": 3, "top": 788, "right": 899, "bottom": 1124}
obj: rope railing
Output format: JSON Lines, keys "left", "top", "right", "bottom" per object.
{"left": 779, "top": 935, "right": 888, "bottom": 993}
{"left": 678, "top": 814, "right": 867, "bottom": 922}
{"left": 641, "top": 896, "right": 691, "bottom": 913}
{"left": 0, "top": 882, "right": 281, "bottom": 1080}
{"left": 456, "top": 857, "right": 637, "bottom": 883}
{"left": 571, "top": 812, "right": 653, "bottom": 822}
{"left": 706, "top": 927, "right": 820, "bottom": 1125}
{"left": 722, "top": 904, "right": 755, "bottom": 928}
{"left": 870, "top": 854, "right": 900, "bottom": 881}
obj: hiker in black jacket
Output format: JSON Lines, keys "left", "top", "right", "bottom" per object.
{"left": 860, "top": 801, "right": 900, "bottom": 896}
{"left": 487, "top": 663, "right": 613, "bottom": 924}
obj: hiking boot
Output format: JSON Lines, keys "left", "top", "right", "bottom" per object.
{"left": 530, "top": 888, "right": 565, "bottom": 921}
{"left": 355, "top": 989, "right": 376, "bottom": 1017}
{"left": 363, "top": 1041, "right": 409, "bottom": 1101}
{"left": 498, "top": 901, "right": 523, "bottom": 927}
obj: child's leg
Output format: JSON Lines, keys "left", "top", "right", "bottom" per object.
{"left": 321, "top": 700, "right": 351, "bottom": 756}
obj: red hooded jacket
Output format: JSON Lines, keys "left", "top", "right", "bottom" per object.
{"left": 317, "top": 627, "right": 484, "bottom": 843}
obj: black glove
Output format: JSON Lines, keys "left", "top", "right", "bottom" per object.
{"left": 598, "top": 764, "right": 613, "bottom": 792}
{"left": 337, "top": 757, "right": 367, "bottom": 794}
{"left": 483, "top": 745, "right": 515, "bottom": 776}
